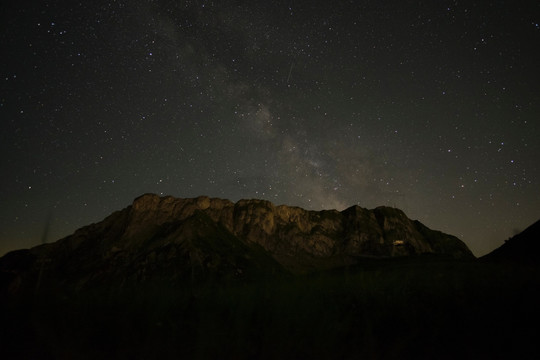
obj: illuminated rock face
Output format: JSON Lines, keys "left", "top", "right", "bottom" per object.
{"left": 125, "top": 194, "right": 473, "bottom": 261}
{"left": 0, "top": 194, "right": 474, "bottom": 292}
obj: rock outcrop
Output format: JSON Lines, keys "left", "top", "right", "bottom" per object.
{"left": 0, "top": 194, "right": 474, "bottom": 293}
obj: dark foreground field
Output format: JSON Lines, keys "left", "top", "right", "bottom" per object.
{"left": 2, "top": 257, "right": 539, "bottom": 359}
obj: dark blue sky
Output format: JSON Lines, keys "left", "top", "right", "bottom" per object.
{"left": 1, "top": 0, "right": 539, "bottom": 256}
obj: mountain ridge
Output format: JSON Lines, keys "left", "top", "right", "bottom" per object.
{"left": 0, "top": 194, "right": 474, "bottom": 294}
{"left": 125, "top": 193, "right": 473, "bottom": 262}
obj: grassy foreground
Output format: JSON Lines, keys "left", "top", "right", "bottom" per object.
{"left": 2, "top": 257, "right": 539, "bottom": 359}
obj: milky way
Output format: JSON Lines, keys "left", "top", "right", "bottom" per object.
{"left": 1, "top": 0, "right": 539, "bottom": 256}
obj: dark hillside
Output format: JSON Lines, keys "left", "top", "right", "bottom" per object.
{"left": 482, "top": 219, "right": 540, "bottom": 263}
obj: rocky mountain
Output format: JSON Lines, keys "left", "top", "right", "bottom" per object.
{"left": 0, "top": 194, "right": 473, "bottom": 294}
{"left": 481, "top": 219, "right": 540, "bottom": 263}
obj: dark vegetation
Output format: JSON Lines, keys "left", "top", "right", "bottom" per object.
{"left": 2, "top": 256, "right": 539, "bottom": 360}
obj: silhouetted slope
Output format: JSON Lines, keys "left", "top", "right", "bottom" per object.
{"left": 482, "top": 219, "right": 540, "bottom": 262}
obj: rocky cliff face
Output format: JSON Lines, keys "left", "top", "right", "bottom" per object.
{"left": 127, "top": 194, "right": 472, "bottom": 258}
{"left": 0, "top": 194, "right": 474, "bottom": 293}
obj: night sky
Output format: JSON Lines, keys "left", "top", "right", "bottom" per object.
{"left": 1, "top": 0, "right": 539, "bottom": 257}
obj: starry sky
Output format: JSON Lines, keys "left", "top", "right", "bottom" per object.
{"left": 1, "top": 0, "right": 539, "bottom": 257}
